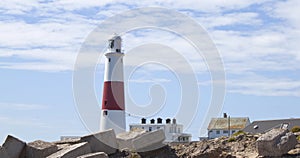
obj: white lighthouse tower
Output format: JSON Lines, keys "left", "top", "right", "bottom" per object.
{"left": 100, "top": 34, "right": 126, "bottom": 134}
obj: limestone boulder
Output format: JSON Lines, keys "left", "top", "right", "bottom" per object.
{"left": 256, "top": 128, "right": 297, "bottom": 157}
{"left": 2, "top": 135, "right": 26, "bottom": 158}
{"left": 116, "top": 128, "right": 147, "bottom": 150}
{"left": 79, "top": 129, "right": 118, "bottom": 154}
{"left": 26, "top": 140, "right": 58, "bottom": 158}
{"left": 47, "top": 142, "right": 91, "bottom": 158}
{"left": 117, "top": 129, "right": 166, "bottom": 152}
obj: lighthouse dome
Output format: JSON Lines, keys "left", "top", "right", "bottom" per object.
{"left": 108, "top": 34, "right": 122, "bottom": 53}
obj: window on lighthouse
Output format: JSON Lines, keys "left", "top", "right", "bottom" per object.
{"left": 103, "top": 110, "right": 108, "bottom": 116}
{"left": 108, "top": 58, "right": 111, "bottom": 62}
{"left": 109, "top": 40, "right": 114, "bottom": 49}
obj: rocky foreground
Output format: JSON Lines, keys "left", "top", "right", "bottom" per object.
{"left": 0, "top": 128, "right": 300, "bottom": 158}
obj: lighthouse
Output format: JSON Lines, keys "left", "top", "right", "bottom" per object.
{"left": 100, "top": 34, "right": 126, "bottom": 134}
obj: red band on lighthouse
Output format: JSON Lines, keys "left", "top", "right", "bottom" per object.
{"left": 102, "top": 81, "right": 125, "bottom": 110}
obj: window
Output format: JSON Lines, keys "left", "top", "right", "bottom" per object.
{"left": 103, "top": 111, "right": 108, "bottom": 116}
{"left": 108, "top": 58, "right": 111, "bottom": 62}
{"left": 223, "top": 130, "right": 228, "bottom": 134}
{"left": 142, "top": 127, "right": 144, "bottom": 129}
{"left": 149, "top": 127, "right": 152, "bottom": 131}
{"left": 216, "top": 130, "right": 220, "bottom": 134}
{"left": 232, "top": 130, "right": 235, "bottom": 134}
{"left": 109, "top": 40, "right": 114, "bottom": 48}
{"left": 104, "top": 101, "right": 107, "bottom": 105}
{"left": 157, "top": 126, "right": 160, "bottom": 129}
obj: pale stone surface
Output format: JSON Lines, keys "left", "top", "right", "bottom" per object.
{"left": 0, "top": 146, "right": 10, "bottom": 158}
{"left": 47, "top": 142, "right": 91, "bottom": 158}
{"left": 256, "top": 128, "right": 297, "bottom": 157}
{"left": 77, "top": 152, "right": 108, "bottom": 158}
{"left": 26, "top": 140, "right": 58, "bottom": 158}
{"left": 79, "top": 129, "right": 118, "bottom": 154}
{"left": 2, "top": 135, "right": 26, "bottom": 158}
{"left": 117, "top": 129, "right": 166, "bottom": 152}
{"left": 132, "top": 129, "right": 166, "bottom": 152}
{"left": 57, "top": 144, "right": 71, "bottom": 150}
{"left": 116, "top": 128, "right": 147, "bottom": 150}
{"left": 53, "top": 138, "right": 81, "bottom": 145}
{"left": 294, "top": 131, "right": 300, "bottom": 136}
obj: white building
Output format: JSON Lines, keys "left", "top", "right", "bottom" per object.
{"left": 129, "top": 118, "right": 192, "bottom": 143}
{"left": 207, "top": 114, "right": 250, "bottom": 139}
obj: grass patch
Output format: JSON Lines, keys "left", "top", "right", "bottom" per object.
{"left": 232, "top": 130, "right": 245, "bottom": 137}
{"left": 291, "top": 126, "right": 300, "bottom": 133}
{"left": 228, "top": 137, "right": 236, "bottom": 142}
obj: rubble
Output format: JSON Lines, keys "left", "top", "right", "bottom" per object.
{"left": 26, "top": 140, "right": 58, "bottom": 158}
{"left": 1, "top": 129, "right": 299, "bottom": 157}
{"left": 2, "top": 135, "right": 26, "bottom": 158}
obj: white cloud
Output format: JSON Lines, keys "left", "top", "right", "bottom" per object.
{"left": 270, "top": 0, "right": 300, "bottom": 28}
{"left": 195, "top": 12, "right": 261, "bottom": 28}
{"left": 0, "top": 103, "right": 48, "bottom": 110}
{"left": 228, "top": 78, "right": 300, "bottom": 97}
{"left": 129, "top": 78, "right": 171, "bottom": 83}
{"left": 0, "top": 0, "right": 299, "bottom": 97}
{"left": 0, "top": 0, "right": 39, "bottom": 14}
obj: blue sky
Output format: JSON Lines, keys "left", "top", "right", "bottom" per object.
{"left": 0, "top": 0, "right": 300, "bottom": 142}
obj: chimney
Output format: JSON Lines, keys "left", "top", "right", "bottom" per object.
{"left": 150, "top": 119, "right": 155, "bottom": 124}
{"left": 157, "top": 118, "right": 162, "bottom": 124}
{"left": 223, "top": 113, "right": 227, "bottom": 118}
{"left": 141, "top": 118, "right": 146, "bottom": 124}
{"left": 172, "top": 118, "right": 176, "bottom": 124}
{"left": 166, "top": 118, "right": 171, "bottom": 124}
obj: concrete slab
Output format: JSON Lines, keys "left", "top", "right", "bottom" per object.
{"left": 116, "top": 128, "right": 147, "bottom": 150}
{"left": 47, "top": 142, "right": 91, "bottom": 158}
{"left": 77, "top": 152, "right": 108, "bottom": 158}
{"left": 26, "top": 140, "right": 58, "bottom": 158}
{"left": 0, "top": 146, "right": 10, "bottom": 158}
{"left": 116, "top": 129, "right": 166, "bottom": 152}
{"left": 2, "top": 135, "right": 26, "bottom": 158}
{"left": 79, "top": 129, "right": 118, "bottom": 154}
{"left": 132, "top": 129, "right": 166, "bottom": 152}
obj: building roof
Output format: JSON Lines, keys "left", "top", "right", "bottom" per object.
{"left": 208, "top": 117, "right": 250, "bottom": 130}
{"left": 243, "top": 118, "right": 300, "bottom": 134}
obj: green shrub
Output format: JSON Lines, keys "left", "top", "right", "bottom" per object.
{"left": 291, "top": 126, "right": 300, "bottom": 133}
{"left": 297, "top": 135, "right": 300, "bottom": 141}
{"left": 232, "top": 130, "right": 245, "bottom": 137}
{"left": 228, "top": 137, "right": 236, "bottom": 142}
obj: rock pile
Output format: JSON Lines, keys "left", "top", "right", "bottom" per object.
{"left": 0, "top": 129, "right": 165, "bottom": 158}
{"left": 171, "top": 132, "right": 259, "bottom": 158}
{"left": 171, "top": 130, "right": 300, "bottom": 158}
{"left": 1, "top": 129, "right": 299, "bottom": 158}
